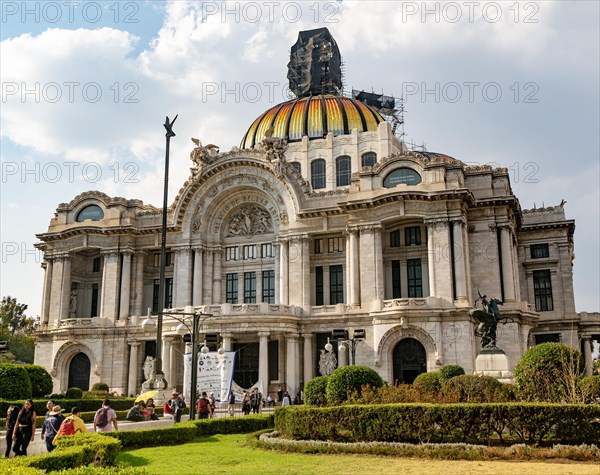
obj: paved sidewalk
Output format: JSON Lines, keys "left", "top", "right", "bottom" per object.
{"left": 1, "top": 405, "right": 276, "bottom": 457}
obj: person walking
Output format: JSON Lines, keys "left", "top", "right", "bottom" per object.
{"left": 41, "top": 405, "right": 64, "bottom": 452}
{"left": 196, "top": 392, "right": 213, "bottom": 419}
{"left": 169, "top": 392, "right": 186, "bottom": 423}
{"left": 12, "top": 400, "right": 36, "bottom": 456}
{"left": 4, "top": 404, "right": 19, "bottom": 458}
{"left": 241, "top": 391, "right": 251, "bottom": 416}
{"left": 40, "top": 399, "right": 57, "bottom": 448}
{"left": 250, "top": 388, "right": 262, "bottom": 414}
{"left": 282, "top": 391, "right": 291, "bottom": 407}
{"left": 228, "top": 391, "right": 236, "bottom": 416}
{"left": 94, "top": 399, "right": 118, "bottom": 432}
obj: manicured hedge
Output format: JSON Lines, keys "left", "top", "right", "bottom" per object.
{"left": 325, "top": 366, "right": 384, "bottom": 405}
{"left": 304, "top": 376, "right": 328, "bottom": 406}
{"left": 22, "top": 365, "right": 53, "bottom": 398}
{"left": 0, "top": 364, "right": 32, "bottom": 399}
{"left": 275, "top": 403, "right": 600, "bottom": 445}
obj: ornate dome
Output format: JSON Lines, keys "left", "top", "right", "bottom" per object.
{"left": 241, "top": 94, "right": 385, "bottom": 149}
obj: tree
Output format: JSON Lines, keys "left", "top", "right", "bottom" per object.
{"left": 0, "top": 296, "right": 37, "bottom": 363}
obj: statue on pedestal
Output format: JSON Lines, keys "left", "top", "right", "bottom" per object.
{"left": 470, "top": 289, "right": 512, "bottom": 352}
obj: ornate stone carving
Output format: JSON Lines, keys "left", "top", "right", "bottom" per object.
{"left": 226, "top": 205, "right": 273, "bottom": 237}
{"left": 190, "top": 137, "right": 220, "bottom": 177}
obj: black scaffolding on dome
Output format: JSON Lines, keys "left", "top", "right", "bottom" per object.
{"left": 287, "top": 27, "right": 343, "bottom": 98}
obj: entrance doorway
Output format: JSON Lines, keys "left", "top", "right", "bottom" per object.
{"left": 233, "top": 342, "right": 259, "bottom": 389}
{"left": 68, "top": 352, "right": 91, "bottom": 390}
{"left": 392, "top": 338, "right": 426, "bottom": 384}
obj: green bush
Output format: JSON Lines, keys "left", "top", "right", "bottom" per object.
{"left": 23, "top": 365, "right": 53, "bottom": 397}
{"left": 65, "top": 387, "right": 84, "bottom": 399}
{"left": 514, "top": 343, "right": 584, "bottom": 402}
{"left": 304, "top": 376, "right": 329, "bottom": 406}
{"left": 91, "top": 382, "right": 110, "bottom": 392}
{"left": 325, "top": 366, "right": 384, "bottom": 405}
{"left": 579, "top": 375, "right": 600, "bottom": 403}
{"left": 413, "top": 371, "right": 441, "bottom": 400}
{"left": 275, "top": 403, "right": 600, "bottom": 445}
{"left": 439, "top": 365, "right": 465, "bottom": 382}
{"left": 0, "top": 363, "right": 32, "bottom": 399}
{"left": 441, "top": 375, "right": 508, "bottom": 403}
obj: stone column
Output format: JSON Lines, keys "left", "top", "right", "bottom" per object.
{"left": 349, "top": 228, "right": 360, "bottom": 305}
{"left": 175, "top": 248, "right": 193, "bottom": 307}
{"left": 212, "top": 249, "right": 222, "bottom": 304}
{"left": 302, "top": 333, "right": 314, "bottom": 384}
{"left": 427, "top": 225, "right": 436, "bottom": 297}
{"left": 119, "top": 251, "right": 132, "bottom": 320}
{"left": 338, "top": 343, "right": 348, "bottom": 367}
{"left": 258, "top": 332, "right": 270, "bottom": 395}
{"left": 100, "top": 251, "right": 120, "bottom": 321}
{"left": 170, "top": 340, "right": 178, "bottom": 389}
{"left": 323, "top": 266, "right": 330, "bottom": 305}
{"left": 59, "top": 255, "right": 72, "bottom": 321}
{"left": 49, "top": 256, "right": 64, "bottom": 324}
{"left": 274, "top": 243, "right": 281, "bottom": 304}
{"left": 221, "top": 333, "right": 233, "bottom": 351}
{"left": 452, "top": 220, "right": 468, "bottom": 301}
{"left": 285, "top": 333, "right": 299, "bottom": 397}
{"left": 192, "top": 247, "right": 203, "bottom": 306}
{"left": 301, "top": 236, "right": 311, "bottom": 307}
{"left": 41, "top": 258, "right": 53, "bottom": 324}
{"left": 500, "top": 225, "right": 516, "bottom": 301}
{"left": 279, "top": 239, "right": 289, "bottom": 305}
{"left": 583, "top": 336, "right": 593, "bottom": 376}
{"left": 162, "top": 337, "right": 171, "bottom": 385}
{"left": 426, "top": 219, "right": 452, "bottom": 300}
{"left": 127, "top": 341, "right": 141, "bottom": 396}
{"left": 358, "top": 225, "right": 384, "bottom": 305}
{"left": 132, "top": 251, "right": 145, "bottom": 317}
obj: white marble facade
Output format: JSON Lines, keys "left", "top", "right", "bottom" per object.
{"left": 34, "top": 106, "right": 598, "bottom": 396}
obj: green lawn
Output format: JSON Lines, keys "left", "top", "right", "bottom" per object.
{"left": 117, "top": 434, "right": 598, "bottom": 475}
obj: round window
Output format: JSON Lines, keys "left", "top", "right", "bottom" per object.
{"left": 76, "top": 205, "right": 104, "bottom": 222}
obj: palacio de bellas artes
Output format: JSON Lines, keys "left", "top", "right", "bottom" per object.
{"left": 33, "top": 28, "right": 599, "bottom": 400}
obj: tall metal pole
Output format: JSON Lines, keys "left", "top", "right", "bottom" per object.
{"left": 153, "top": 115, "right": 178, "bottom": 388}
{"left": 190, "top": 312, "right": 199, "bottom": 420}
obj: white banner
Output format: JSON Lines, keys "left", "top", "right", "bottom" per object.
{"left": 183, "top": 351, "right": 236, "bottom": 404}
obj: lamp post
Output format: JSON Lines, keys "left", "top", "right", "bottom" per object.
{"left": 144, "top": 115, "right": 178, "bottom": 390}
{"left": 142, "top": 305, "right": 222, "bottom": 420}
{"left": 332, "top": 329, "right": 365, "bottom": 366}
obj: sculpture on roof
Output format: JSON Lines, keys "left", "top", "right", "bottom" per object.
{"left": 260, "top": 125, "right": 288, "bottom": 177}
{"left": 190, "top": 137, "right": 220, "bottom": 176}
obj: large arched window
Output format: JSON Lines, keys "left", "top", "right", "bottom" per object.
{"left": 311, "top": 159, "right": 326, "bottom": 190}
{"left": 336, "top": 156, "right": 351, "bottom": 187}
{"left": 76, "top": 205, "right": 104, "bottom": 222}
{"left": 361, "top": 152, "right": 377, "bottom": 168}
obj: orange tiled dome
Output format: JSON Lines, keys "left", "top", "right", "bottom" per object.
{"left": 241, "top": 94, "right": 384, "bottom": 149}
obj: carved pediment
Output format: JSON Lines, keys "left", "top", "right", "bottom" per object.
{"left": 226, "top": 205, "right": 273, "bottom": 237}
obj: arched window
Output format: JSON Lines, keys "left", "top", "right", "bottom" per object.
{"left": 291, "top": 161, "right": 301, "bottom": 174}
{"left": 76, "top": 205, "right": 104, "bottom": 222}
{"left": 336, "top": 156, "right": 351, "bottom": 187}
{"left": 361, "top": 152, "right": 377, "bottom": 167}
{"left": 311, "top": 159, "right": 326, "bottom": 190}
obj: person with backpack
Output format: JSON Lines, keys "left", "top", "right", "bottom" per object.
{"left": 94, "top": 399, "right": 118, "bottom": 432}
{"left": 196, "top": 392, "right": 213, "bottom": 419}
{"left": 4, "top": 404, "right": 19, "bottom": 457}
{"left": 53, "top": 407, "right": 87, "bottom": 445}
{"left": 169, "top": 392, "right": 186, "bottom": 423}
{"left": 12, "top": 399, "right": 36, "bottom": 456}
{"left": 41, "top": 405, "right": 64, "bottom": 452}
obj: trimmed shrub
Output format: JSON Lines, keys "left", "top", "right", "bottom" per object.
{"left": 441, "top": 375, "right": 508, "bottom": 403}
{"left": 514, "top": 343, "right": 584, "bottom": 402}
{"left": 66, "top": 387, "right": 84, "bottom": 399}
{"left": 304, "top": 376, "right": 329, "bottom": 406}
{"left": 91, "top": 382, "right": 110, "bottom": 392}
{"left": 439, "top": 365, "right": 465, "bottom": 382}
{"left": 325, "top": 366, "right": 384, "bottom": 405}
{"left": 23, "top": 365, "right": 53, "bottom": 397}
{"left": 413, "top": 371, "right": 441, "bottom": 400}
{"left": 0, "top": 363, "right": 32, "bottom": 399}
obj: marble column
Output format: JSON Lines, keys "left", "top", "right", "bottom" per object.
{"left": 175, "top": 248, "right": 193, "bottom": 307}
{"left": 41, "top": 258, "right": 53, "bottom": 324}
{"left": 60, "top": 255, "right": 72, "bottom": 321}
{"left": 338, "top": 343, "right": 348, "bottom": 367}
{"left": 132, "top": 251, "right": 145, "bottom": 317}
{"left": 323, "top": 266, "right": 330, "bottom": 305}
{"left": 192, "top": 248, "right": 204, "bottom": 306}
{"left": 127, "top": 341, "right": 141, "bottom": 396}
{"left": 302, "top": 237, "right": 311, "bottom": 307}
{"left": 258, "top": 332, "right": 270, "bottom": 395}
{"left": 302, "top": 333, "right": 314, "bottom": 384}
{"left": 212, "top": 249, "right": 222, "bottom": 304}
{"left": 583, "top": 336, "right": 593, "bottom": 376}
{"left": 274, "top": 243, "right": 281, "bottom": 304}
{"left": 427, "top": 225, "right": 436, "bottom": 297}
{"left": 170, "top": 340, "right": 178, "bottom": 389}
{"left": 358, "top": 225, "right": 384, "bottom": 304}
{"left": 162, "top": 337, "right": 171, "bottom": 385}
{"left": 279, "top": 239, "right": 289, "bottom": 305}
{"left": 119, "top": 251, "right": 132, "bottom": 320}
{"left": 285, "top": 333, "right": 299, "bottom": 397}
{"left": 349, "top": 228, "right": 360, "bottom": 305}
{"left": 452, "top": 220, "right": 468, "bottom": 301}
{"left": 500, "top": 225, "right": 516, "bottom": 301}
{"left": 100, "top": 251, "right": 120, "bottom": 321}
{"left": 221, "top": 333, "right": 233, "bottom": 351}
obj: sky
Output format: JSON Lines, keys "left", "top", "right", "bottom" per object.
{"left": 1, "top": 1, "right": 599, "bottom": 318}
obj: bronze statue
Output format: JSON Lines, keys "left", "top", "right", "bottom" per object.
{"left": 470, "top": 289, "right": 511, "bottom": 351}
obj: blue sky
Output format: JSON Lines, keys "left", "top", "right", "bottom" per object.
{"left": 1, "top": 1, "right": 598, "bottom": 317}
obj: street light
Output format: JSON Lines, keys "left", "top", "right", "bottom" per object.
{"left": 142, "top": 305, "right": 222, "bottom": 420}
{"left": 332, "top": 329, "right": 365, "bottom": 366}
